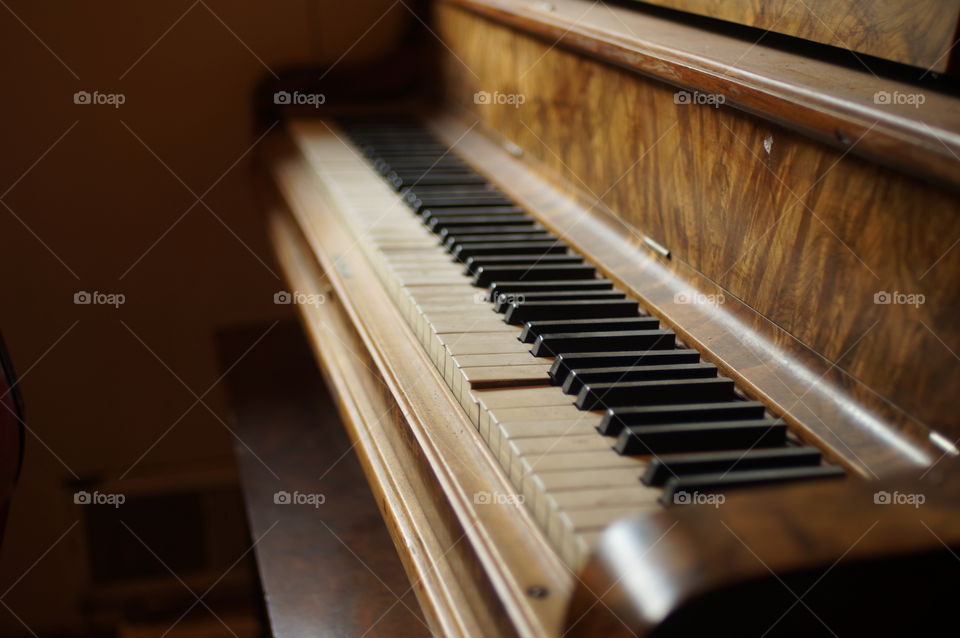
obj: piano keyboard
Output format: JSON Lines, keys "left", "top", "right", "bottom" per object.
{"left": 295, "top": 117, "right": 844, "bottom": 567}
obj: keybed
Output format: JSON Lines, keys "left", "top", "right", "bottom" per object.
{"left": 291, "top": 118, "right": 843, "bottom": 567}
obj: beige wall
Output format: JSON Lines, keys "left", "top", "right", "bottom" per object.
{"left": 0, "top": 1, "right": 406, "bottom": 634}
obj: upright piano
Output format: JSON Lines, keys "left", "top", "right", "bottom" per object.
{"left": 256, "top": 1, "right": 960, "bottom": 635}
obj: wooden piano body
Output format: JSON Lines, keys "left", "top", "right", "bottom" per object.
{"left": 257, "top": 1, "right": 960, "bottom": 635}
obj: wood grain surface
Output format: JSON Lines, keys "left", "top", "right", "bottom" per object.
{"left": 438, "top": 0, "right": 960, "bottom": 187}
{"left": 635, "top": 0, "right": 960, "bottom": 72}
{"left": 431, "top": 3, "right": 960, "bottom": 446}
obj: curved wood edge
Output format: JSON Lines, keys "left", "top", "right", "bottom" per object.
{"left": 438, "top": 0, "right": 960, "bottom": 189}
{"left": 564, "top": 460, "right": 960, "bottom": 637}
{"left": 263, "top": 132, "right": 574, "bottom": 638}
{"left": 427, "top": 112, "right": 951, "bottom": 477}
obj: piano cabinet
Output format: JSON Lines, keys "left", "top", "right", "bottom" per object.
{"left": 256, "top": 0, "right": 960, "bottom": 635}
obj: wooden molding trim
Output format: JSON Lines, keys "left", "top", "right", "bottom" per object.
{"left": 439, "top": 0, "right": 960, "bottom": 189}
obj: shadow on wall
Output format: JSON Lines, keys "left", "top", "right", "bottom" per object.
{"left": 0, "top": 0, "right": 409, "bottom": 635}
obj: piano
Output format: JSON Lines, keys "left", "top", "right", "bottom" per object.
{"left": 256, "top": 1, "right": 960, "bottom": 635}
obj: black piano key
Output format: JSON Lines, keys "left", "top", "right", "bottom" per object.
{"left": 465, "top": 255, "right": 583, "bottom": 277}
{"left": 387, "top": 165, "right": 478, "bottom": 176}
{"left": 520, "top": 317, "right": 657, "bottom": 344}
{"left": 427, "top": 214, "right": 534, "bottom": 231}
{"left": 641, "top": 447, "right": 824, "bottom": 487}
{"left": 346, "top": 125, "right": 430, "bottom": 133}
{"left": 358, "top": 125, "right": 432, "bottom": 132}
{"left": 575, "top": 377, "right": 734, "bottom": 410}
{"left": 347, "top": 129, "right": 426, "bottom": 137}
{"left": 346, "top": 126, "right": 424, "bottom": 132}
{"left": 407, "top": 188, "right": 512, "bottom": 200}
{"left": 423, "top": 206, "right": 525, "bottom": 220}
{"left": 453, "top": 241, "right": 568, "bottom": 261}
{"left": 406, "top": 189, "right": 510, "bottom": 204}
{"left": 530, "top": 329, "right": 674, "bottom": 356}
{"left": 360, "top": 136, "right": 447, "bottom": 145}
{"left": 448, "top": 233, "right": 559, "bottom": 249}
{"left": 367, "top": 146, "right": 443, "bottom": 154}
{"left": 599, "top": 400, "right": 767, "bottom": 436}
{"left": 371, "top": 152, "right": 452, "bottom": 163}
{"left": 488, "top": 279, "right": 614, "bottom": 302}
{"left": 660, "top": 466, "right": 845, "bottom": 505}
{"left": 361, "top": 133, "right": 442, "bottom": 140}
{"left": 549, "top": 349, "right": 702, "bottom": 386}
{"left": 366, "top": 142, "right": 443, "bottom": 149}
{"left": 447, "top": 233, "right": 556, "bottom": 247}
{"left": 388, "top": 171, "right": 487, "bottom": 190}
{"left": 615, "top": 419, "right": 788, "bottom": 455}
{"left": 403, "top": 184, "right": 501, "bottom": 197}
{"left": 355, "top": 132, "right": 436, "bottom": 138}
{"left": 441, "top": 226, "right": 548, "bottom": 243}
{"left": 346, "top": 124, "right": 424, "bottom": 132}
{"left": 563, "top": 363, "right": 718, "bottom": 395}
{"left": 444, "top": 231, "right": 556, "bottom": 249}
{"left": 474, "top": 264, "right": 597, "bottom": 288}
{"left": 367, "top": 141, "right": 444, "bottom": 147}
{"left": 402, "top": 181, "right": 492, "bottom": 190}
{"left": 365, "top": 145, "right": 449, "bottom": 157}
{"left": 357, "top": 133, "right": 437, "bottom": 139}
{"left": 565, "top": 362, "right": 686, "bottom": 395}
{"left": 408, "top": 193, "right": 514, "bottom": 212}
{"left": 499, "top": 294, "right": 632, "bottom": 317}
{"left": 375, "top": 158, "right": 471, "bottom": 175}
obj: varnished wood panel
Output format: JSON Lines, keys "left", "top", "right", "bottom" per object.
{"left": 440, "top": 0, "right": 960, "bottom": 187}
{"left": 637, "top": 0, "right": 960, "bottom": 72}
{"left": 432, "top": 4, "right": 960, "bottom": 442}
